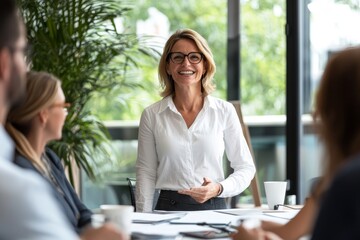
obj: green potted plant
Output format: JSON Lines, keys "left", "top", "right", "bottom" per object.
{"left": 18, "top": 0, "right": 158, "bottom": 185}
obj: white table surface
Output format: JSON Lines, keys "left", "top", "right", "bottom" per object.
{"left": 131, "top": 208, "right": 300, "bottom": 239}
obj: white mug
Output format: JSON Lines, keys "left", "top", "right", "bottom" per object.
{"left": 100, "top": 205, "right": 134, "bottom": 235}
{"left": 91, "top": 213, "right": 105, "bottom": 228}
{"left": 264, "top": 181, "right": 287, "bottom": 210}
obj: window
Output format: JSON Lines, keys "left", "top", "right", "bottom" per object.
{"left": 83, "top": 0, "right": 289, "bottom": 206}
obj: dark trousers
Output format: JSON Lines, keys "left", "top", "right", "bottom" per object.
{"left": 155, "top": 190, "right": 228, "bottom": 211}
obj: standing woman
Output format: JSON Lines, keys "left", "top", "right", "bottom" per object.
{"left": 136, "top": 29, "right": 255, "bottom": 212}
{"left": 5, "top": 71, "right": 93, "bottom": 233}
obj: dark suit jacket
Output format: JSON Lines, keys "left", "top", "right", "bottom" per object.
{"left": 14, "top": 148, "right": 92, "bottom": 233}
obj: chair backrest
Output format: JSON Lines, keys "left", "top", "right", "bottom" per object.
{"left": 230, "top": 101, "right": 262, "bottom": 207}
{"left": 126, "top": 177, "right": 136, "bottom": 211}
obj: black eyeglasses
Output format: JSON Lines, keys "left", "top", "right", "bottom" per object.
{"left": 167, "top": 52, "right": 204, "bottom": 64}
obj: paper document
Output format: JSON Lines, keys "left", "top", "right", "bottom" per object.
{"left": 170, "top": 210, "right": 240, "bottom": 225}
{"left": 262, "top": 210, "right": 300, "bottom": 220}
{"left": 132, "top": 223, "right": 215, "bottom": 238}
{"left": 215, "top": 208, "right": 262, "bottom": 216}
{"left": 132, "top": 212, "right": 186, "bottom": 224}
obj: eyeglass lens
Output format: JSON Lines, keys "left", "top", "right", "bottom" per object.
{"left": 51, "top": 102, "right": 71, "bottom": 111}
{"left": 169, "top": 52, "right": 203, "bottom": 64}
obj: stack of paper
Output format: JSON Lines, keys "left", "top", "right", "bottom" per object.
{"left": 132, "top": 212, "right": 187, "bottom": 224}
{"left": 215, "top": 208, "right": 262, "bottom": 216}
{"left": 170, "top": 210, "right": 240, "bottom": 225}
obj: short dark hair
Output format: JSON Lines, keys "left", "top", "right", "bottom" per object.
{"left": 0, "top": 0, "right": 21, "bottom": 49}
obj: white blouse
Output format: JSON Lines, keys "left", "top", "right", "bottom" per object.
{"left": 135, "top": 95, "right": 256, "bottom": 212}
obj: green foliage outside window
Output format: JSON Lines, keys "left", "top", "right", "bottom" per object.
{"left": 18, "top": 0, "right": 159, "bottom": 183}
{"left": 90, "top": 0, "right": 286, "bottom": 120}
{"left": 19, "top": 0, "right": 287, "bottom": 184}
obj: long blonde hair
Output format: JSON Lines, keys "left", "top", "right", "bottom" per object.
{"left": 158, "top": 29, "right": 216, "bottom": 97}
{"left": 314, "top": 46, "right": 360, "bottom": 196}
{"left": 6, "top": 71, "right": 61, "bottom": 174}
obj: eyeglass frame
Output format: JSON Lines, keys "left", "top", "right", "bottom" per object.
{"left": 50, "top": 102, "right": 71, "bottom": 111}
{"left": 167, "top": 52, "right": 204, "bottom": 64}
{"left": 8, "top": 45, "right": 31, "bottom": 57}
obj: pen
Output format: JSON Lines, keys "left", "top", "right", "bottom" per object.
{"left": 152, "top": 216, "right": 183, "bottom": 225}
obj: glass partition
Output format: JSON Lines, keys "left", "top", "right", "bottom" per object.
{"left": 299, "top": 0, "right": 360, "bottom": 201}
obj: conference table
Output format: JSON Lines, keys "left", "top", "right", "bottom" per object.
{"left": 131, "top": 207, "right": 300, "bottom": 239}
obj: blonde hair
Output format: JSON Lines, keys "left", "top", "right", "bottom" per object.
{"left": 313, "top": 46, "right": 360, "bottom": 196}
{"left": 158, "top": 29, "right": 216, "bottom": 97}
{"left": 6, "top": 71, "right": 61, "bottom": 174}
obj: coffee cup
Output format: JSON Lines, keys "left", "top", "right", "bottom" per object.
{"left": 264, "top": 181, "right": 287, "bottom": 210}
{"left": 100, "top": 205, "right": 134, "bottom": 235}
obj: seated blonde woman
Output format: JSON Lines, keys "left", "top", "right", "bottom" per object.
{"left": 6, "top": 71, "right": 92, "bottom": 234}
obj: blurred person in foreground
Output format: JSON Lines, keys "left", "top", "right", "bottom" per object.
{"left": 310, "top": 46, "right": 360, "bottom": 239}
{"left": 0, "top": 0, "right": 126, "bottom": 239}
{"left": 232, "top": 46, "right": 360, "bottom": 240}
{"left": 136, "top": 28, "right": 255, "bottom": 212}
{"left": 6, "top": 71, "right": 91, "bottom": 234}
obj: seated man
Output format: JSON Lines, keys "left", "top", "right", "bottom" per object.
{"left": 0, "top": 1, "right": 125, "bottom": 239}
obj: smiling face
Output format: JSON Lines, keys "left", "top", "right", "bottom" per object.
{"left": 166, "top": 39, "right": 206, "bottom": 92}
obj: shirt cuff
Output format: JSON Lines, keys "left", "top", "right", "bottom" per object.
{"left": 217, "top": 183, "right": 224, "bottom": 197}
